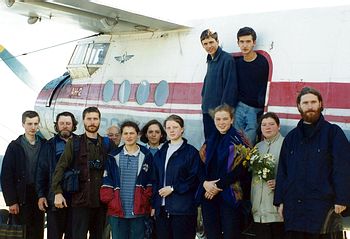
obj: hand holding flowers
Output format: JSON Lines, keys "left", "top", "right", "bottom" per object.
{"left": 249, "top": 148, "right": 276, "bottom": 182}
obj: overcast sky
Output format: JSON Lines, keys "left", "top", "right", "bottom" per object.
{"left": 0, "top": 0, "right": 349, "bottom": 154}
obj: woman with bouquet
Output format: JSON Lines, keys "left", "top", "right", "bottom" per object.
{"left": 198, "top": 104, "right": 250, "bottom": 239}
{"left": 251, "top": 112, "right": 284, "bottom": 239}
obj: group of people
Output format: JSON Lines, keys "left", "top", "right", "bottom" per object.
{"left": 1, "top": 25, "right": 350, "bottom": 239}
{"left": 199, "top": 26, "right": 350, "bottom": 239}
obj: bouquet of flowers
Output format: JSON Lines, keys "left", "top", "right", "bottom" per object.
{"left": 249, "top": 148, "right": 276, "bottom": 182}
{"left": 231, "top": 144, "right": 252, "bottom": 170}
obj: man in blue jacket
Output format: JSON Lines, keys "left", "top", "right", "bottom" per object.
{"left": 200, "top": 29, "right": 238, "bottom": 140}
{"left": 36, "top": 111, "right": 78, "bottom": 239}
{"left": 1, "top": 110, "right": 46, "bottom": 239}
{"left": 274, "top": 87, "right": 350, "bottom": 239}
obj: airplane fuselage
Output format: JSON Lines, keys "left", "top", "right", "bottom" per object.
{"left": 34, "top": 6, "right": 350, "bottom": 148}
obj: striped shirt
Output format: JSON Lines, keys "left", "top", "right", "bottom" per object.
{"left": 119, "top": 147, "right": 140, "bottom": 218}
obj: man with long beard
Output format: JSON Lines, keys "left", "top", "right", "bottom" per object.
{"left": 52, "top": 107, "right": 115, "bottom": 239}
{"left": 274, "top": 87, "right": 350, "bottom": 239}
{"left": 36, "top": 111, "right": 78, "bottom": 239}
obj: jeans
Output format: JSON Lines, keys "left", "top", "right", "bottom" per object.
{"left": 234, "top": 101, "right": 263, "bottom": 146}
{"left": 109, "top": 216, "right": 145, "bottom": 239}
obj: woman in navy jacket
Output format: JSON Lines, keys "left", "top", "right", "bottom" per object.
{"left": 152, "top": 114, "right": 200, "bottom": 239}
{"left": 199, "top": 104, "right": 250, "bottom": 239}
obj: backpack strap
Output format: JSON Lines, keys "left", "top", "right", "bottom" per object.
{"left": 102, "top": 136, "right": 112, "bottom": 154}
{"left": 71, "top": 135, "right": 81, "bottom": 168}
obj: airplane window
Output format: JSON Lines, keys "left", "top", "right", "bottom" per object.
{"left": 154, "top": 80, "right": 169, "bottom": 106}
{"left": 83, "top": 44, "right": 94, "bottom": 64}
{"left": 70, "top": 44, "right": 88, "bottom": 65}
{"left": 102, "top": 80, "right": 115, "bottom": 102}
{"left": 88, "top": 43, "right": 109, "bottom": 65}
{"left": 119, "top": 80, "right": 131, "bottom": 103}
{"left": 136, "top": 80, "right": 150, "bottom": 105}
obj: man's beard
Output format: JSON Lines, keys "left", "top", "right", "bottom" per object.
{"left": 300, "top": 107, "right": 322, "bottom": 124}
{"left": 59, "top": 130, "right": 72, "bottom": 139}
{"left": 84, "top": 124, "right": 99, "bottom": 133}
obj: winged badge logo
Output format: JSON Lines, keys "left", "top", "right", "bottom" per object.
{"left": 114, "top": 52, "right": 134, "bottom": 64}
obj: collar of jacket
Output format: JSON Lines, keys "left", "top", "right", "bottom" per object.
{"left": 161, "top": 138, "right": 188, "bottom": 152}
{"left": 296, "top": 113, "right": 325, "bottom": 139}
{"left": 205, "top": 126, "right": 244, "bottom": 168}
{"left": 109, "top": 143, "right": 151, "bottom": 158}
{"left": 264, "top": 132, "right": 281, "bottom": 145}
{"left": 206, "top": 46, "right": 223, "bottom": 63}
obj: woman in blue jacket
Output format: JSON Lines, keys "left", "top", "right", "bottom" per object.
{"left": 100, "top": 121, "right": 153, "bottom": 239}
{"left": 199, "top": 104, "right": 250, "bottom": 239}
{"left": 152, "top": 114, "right": 200, "bottom": 239}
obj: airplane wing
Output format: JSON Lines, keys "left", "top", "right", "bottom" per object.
{"left": 2, "top": 0, "right": 188, "bottom": 33}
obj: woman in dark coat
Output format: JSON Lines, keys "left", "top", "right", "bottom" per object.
{"left": 152, "top": 114, "right": 200, "bottom": 239}
{"left": 199, "top": 104, "right": 250, "bottom": 239}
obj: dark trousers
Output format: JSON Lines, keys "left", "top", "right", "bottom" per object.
{"left": 202, "top": 113, "right": 217, "bottom": 140}
{"left": 254, "top": 222, "right": 284, "bottom": 239}
{"left": 202, "top": 197, "right": 241, "bottom": 239}
{"left": 47, "top": 207, "right": 73, "bottom": 239}
{"left": 285, "top": 231, "right": 344, "bottom": 239}
{"left": 18, "top": 185, "right": 45, "bottom": 239}
{"left": 71, "top": 206, "right": 106, "bottom": 239}
{"left": 155, "top": 207, "right": 196, "bottom": 239}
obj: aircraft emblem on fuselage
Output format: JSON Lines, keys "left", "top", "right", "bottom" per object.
{"left": 114, "top": 52, "right": 134, "bottom": 63}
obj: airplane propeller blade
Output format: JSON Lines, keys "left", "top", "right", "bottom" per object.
{"left": 0, "top": 44, "right": 38, "bottom": 91}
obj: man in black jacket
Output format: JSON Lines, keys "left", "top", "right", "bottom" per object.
{"left": 1, "top": 110, "right": 46, "bottom": 239}
{"left": 36, "top": 111, "right": 78, "bottom": 239}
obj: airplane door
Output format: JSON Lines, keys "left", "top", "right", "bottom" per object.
{"left": 35, "top": 73, "right": 71, "bottom": 137}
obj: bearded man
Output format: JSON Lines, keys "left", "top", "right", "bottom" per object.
{"left": 51, "top": 107, "right": 115, "bottom": 239}
{"left": 36, "top": 111, "right": 78, "bottom": 239}
{"left": 274, "top": 87, "right": 350, "bottom": 239}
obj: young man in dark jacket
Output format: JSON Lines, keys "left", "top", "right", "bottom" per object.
{"left": 1, "top": 110, "right": 46, "bottom": 239}
{"left": 200, "top": 29, "right": 238, "bottom": 140}
{"left": 36, "top": 111, "right": 78, "bottom": 239}
{"left": 274, "top": 87, "right": 350, "bottom": 238}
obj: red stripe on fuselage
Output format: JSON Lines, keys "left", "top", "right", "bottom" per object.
{"left": 39, "top": 81, "right": 350, "bottom": 109}
{"left": 275, "top": 113, "right": 350, "bottom": 123}
{"left": 39, "top": 101, "right": 202, "bottom": 114}
{"left": 37, "top": 82, "right": 203, "bottom": 105}
{"left": 268, "top": 82, "right": 350, "bottom": 109}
